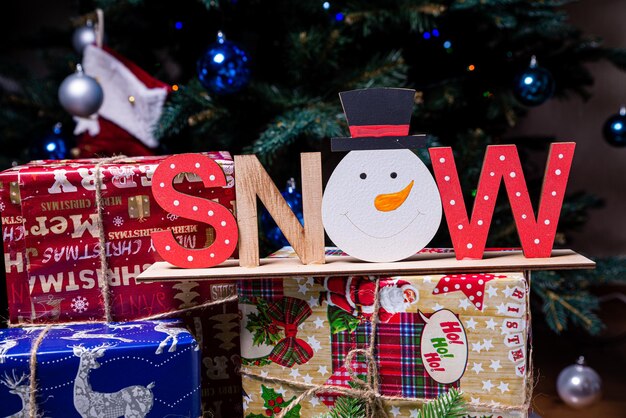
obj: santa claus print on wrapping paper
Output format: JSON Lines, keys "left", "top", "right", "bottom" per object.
{"left": 322, "top": 276, "right": 419, "bottom": 323}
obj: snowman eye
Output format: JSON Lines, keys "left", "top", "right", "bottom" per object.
{"left": 360, "top": 173, "right": 367, "bottom": 180}
{"left": 390, "top": 172, "right": 397, "bottom": 179}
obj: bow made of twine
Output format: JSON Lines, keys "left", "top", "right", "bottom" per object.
{"left": 242, "top": 277, "right": 535, "bottom": 418}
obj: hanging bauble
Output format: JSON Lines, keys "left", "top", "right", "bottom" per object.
{"left": 261, "top": 178, "right": 303, "bottom": 248}
{"left": 58, "top": 63, "right": 104, "bottom": 117}
{"left": 33, "top": 123, "right": 69, "bottom": 160}
{"left": 513, "top": 55, "right": 554, "bottom": 106}
{"left": 557, "top": 356, "right": 602, "bottom": 408}
{"left": 72, "top": 20, "right": 97, "bottom": 54}
{"left": 197, "top": 31, "right": 250, "bottom": 95}
{"left": 602, "top": 106, "right": 626, "bottom": 147}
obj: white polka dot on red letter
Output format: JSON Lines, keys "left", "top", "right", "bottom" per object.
{"left": 192, "top": 206, "right": 198, "bottom": 211}
{"left": 510, "top": 172, "right": 516, "bottom": 178}
{"left": 477, "top": 220, "right": 483, "bottom": 225}
{"left": 444, "top": 176, "right": 450, "bottom": 181}
{"left": 544, "top": 220, "right": 550, "bottom": 225}
{"left": 467, "top": 243, "right": 473, "bottom": 249}
{"left": 208, "top": 210, "right": 214, "bottom": 216}
{"left": 450, "top": 200, "right": 456, "bottom": 205}
{"left": 499, "top": 155, "right": 505, "bottom": 161}
{"left": 159, "top": 182, "right": 165, "bottom": 188}
{"left": 165, "top": 245, "right": 171, "bottom": 251}
{"left": 458, "top": 224, "right": 463, "bottom": 230}
{"left": 225, "top": 239, "right": 230, "bottom": 245}
{"left": 187, "top": 255, "right": 194, "bottom": 261}
{"left": 555, "top": 169, "right": 561, "bottom": 175}
{"left": 221, "top": 221, "right": 226, "bottom": 226}
{"left": 209, "top": 175, "right": 216, "bottom": 181}
{"left": 534, "top": 238, "right": 540, "bottom": 244}
{"left": 439, "top": 158, "right": 446, "bottom": 163}
{"left": 195, "top": 163, "right": 200, "bottom": 168}
{"left": 483, "top": 195, "right": 489, "bottom": 201}
{"left": 173, "top": 200, "right": 180, "bottom": 206}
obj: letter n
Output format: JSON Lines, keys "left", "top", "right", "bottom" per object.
{"left": 429, "top": 143, "right": 575, "bottom": 259}
{"left": 235, "top": 153, "right": 324, "bottom": 267}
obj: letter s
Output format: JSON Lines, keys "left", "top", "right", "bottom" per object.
{"left": 151, "top": 154, "right": 238, "bottom": 268}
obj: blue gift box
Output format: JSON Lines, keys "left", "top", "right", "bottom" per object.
{"left": 0, "top": 320, "right": 201, "bottom": 418}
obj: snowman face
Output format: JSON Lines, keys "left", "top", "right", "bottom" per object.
{"left": 322, "top": 149, "right": 442, "bottom": 262}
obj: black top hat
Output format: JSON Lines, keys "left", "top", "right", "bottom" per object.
{"left": 331, "top": 88, "right": 430, "bottom": 152}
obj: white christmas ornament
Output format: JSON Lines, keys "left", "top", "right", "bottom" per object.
{"left": 73, "top": 45, "right": 168, "bottom": 149}
{"left": 322, "top": 88, "right": 442, "bottom": 262}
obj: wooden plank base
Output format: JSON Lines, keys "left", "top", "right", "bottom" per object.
{"left": 137, "top": 249, "right": 595, "bottom": 282}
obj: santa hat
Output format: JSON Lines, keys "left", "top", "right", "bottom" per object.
{"left": 73, "top": 45, "right": 171, "bottom": 157}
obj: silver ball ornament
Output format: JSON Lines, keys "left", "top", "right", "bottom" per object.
{"left": 72, "top": 21, "right": 97, "bottom": 54}
{"left": 58, "top": 64, "right": 104, "bottom": 117}
{"left": 557, "top": 356, "right": 602, "bottom": 408}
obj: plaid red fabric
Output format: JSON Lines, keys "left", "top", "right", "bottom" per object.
{"left": 323, "top": 312, "right": 457, "bottom": 406}
{"left": 267, "top": 297, "right": 314, "bottom": 367}
{"left": 237, "top": 278, "right": 283, "bottom": 302}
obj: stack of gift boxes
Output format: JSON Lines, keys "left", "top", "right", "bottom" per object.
{"left": 0, "top": 154, "right": 242, "bottom": 417}
{"left": 0, "top": 154, "right": 532, "bottom": 418}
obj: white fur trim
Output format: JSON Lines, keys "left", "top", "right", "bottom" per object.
{"left": 73, "top": 115, "right": 100, "bottom": 136}
{"left": 82, "top": 45, "right": 167, "bottom": 148}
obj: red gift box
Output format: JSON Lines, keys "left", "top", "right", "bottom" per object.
{"left": 0, "top": 153, "right": 242, "bottom": 417}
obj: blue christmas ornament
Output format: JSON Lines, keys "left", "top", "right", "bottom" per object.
{"left": 513, "top": 56, "right": 554, "bottom": 106}
{"left": 602, "top": 106, "right": 626, "bottom": 147}
{"left": 197, "top": 31, "right": 250, "bottom": 95}
{"left": 36, "top": 123, "right": 69, "bottom": 160}
{"left": 261, "top": 178, "right": 303, "bottom": 247}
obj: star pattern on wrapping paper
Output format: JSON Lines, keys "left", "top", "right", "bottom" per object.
{"left": 498, "top": 382, "right": 510, "bottom": 393}
{"left": 302, "top": 374, "right": 313, "bottom": 384}
{"left": 503, "top": 285, "right": 515, "bottom": 298}
{"left": 318, "top": 365, "right": 328, "bottom": 376}
{"left": 472, "top": 362, "right": 483, "bottom": 374}
{"left": 306, "top": 277, "right": 315, "bottom": 286}
{"left": 298, "top": 283, "right": 309, "bottom": 294}
{"left": 458, "top": 298, "right": 471, "bottom": 310}
{"left": 309, "top": 397, "right": 320, "bottom": 407}
{"left": 465, "top": 318, "right": 477, "bottom": 330}
{"left": 432, "top": 273, "right": 506, "bottom": 311}
{"left": 470, "top": 397, "right": 481, "bottom": 405}
{"left": 308, "top": 296, "right": 319, "bottom": 308}
{"left": 482, "top": 339, "right": 494, "bottom": 351}
{"left": 490, "top": 360, "right": 502, "bottom": 372}
{"left": 496, "top": 303, "right": 508, "bottom": 314}
{"left": 260, "top": 370, "right": 269, "bottom": 378}
{"left": 472, "top": 342, "right": 483, "bottom": 353}
{"left": 485, "top": 318, "right": 497, "bottom": 330}
{"left": 482, "top": 380, "right": 494, "bottom": 392}
{"left": 433, "top": 303, "right": 444, "bottom": 311}
{"left": 307, "top": 336, "right": 322, "bottom": 352}
{"left": 410, "top": 409, "right": 419, "bottom": 418}
{"left": 485, "top": 286, "right": 498, "bottom": 298}
{"left": 390, "top": 406, "right": 401, "bottom": 417}
{"left": 314, "top": 316, "right": 325, "bottom": 329}
{"left": 289, "top": 368, "right": 301, "bottom": 379}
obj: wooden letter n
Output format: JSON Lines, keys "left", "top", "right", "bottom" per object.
{"left": 234, "top": 153, "right": 325, "bottom": 267}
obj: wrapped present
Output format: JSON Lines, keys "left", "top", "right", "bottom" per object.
{"left": 0, "top": 154, "right": 242, "bottom": 417}
{"left": 0, "top": 153, "right": 235, "bottom": 323}
{"left": 0, "top": 320, "right": 200, "bottom": 417}
{"left": 237, "top": 248, "right": 530, "bottom": 418}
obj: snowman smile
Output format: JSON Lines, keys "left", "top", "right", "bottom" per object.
{"left": 342, "top": 209, "right": 424, "bottom": 240}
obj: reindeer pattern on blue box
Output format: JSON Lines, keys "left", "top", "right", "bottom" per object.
{"left": 0, "top": 320, "right": 201, "bottom": 418}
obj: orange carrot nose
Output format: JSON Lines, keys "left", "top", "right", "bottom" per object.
{"left": 374, "top": 180, "right": 414, "bottom": 212}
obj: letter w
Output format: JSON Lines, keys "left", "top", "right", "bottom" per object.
{"left": 429, "top": 143, "right": 575, "bottom": 259}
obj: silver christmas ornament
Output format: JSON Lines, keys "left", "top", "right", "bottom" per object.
{"left": 557, "top": 356, "right": 602, "bottom": 408}
{"left": 58, "top": 64, "right": 104, "bottom": 117}
{"left": 72, "top": 21, "right": 97, "bottom": 54}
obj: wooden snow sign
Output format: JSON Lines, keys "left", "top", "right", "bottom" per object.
{"left": 143, "top": 87, "right": 588, "bottom": 276}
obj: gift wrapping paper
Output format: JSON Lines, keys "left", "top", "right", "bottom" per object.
{"left": 238, "top": 249, "right": 529, "bottom": 418}
{"left": 0, "top": 154, "right": 242, "bottom": 417}
{"left": 0, "top": 320, "right": 200, "bottom": 417}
